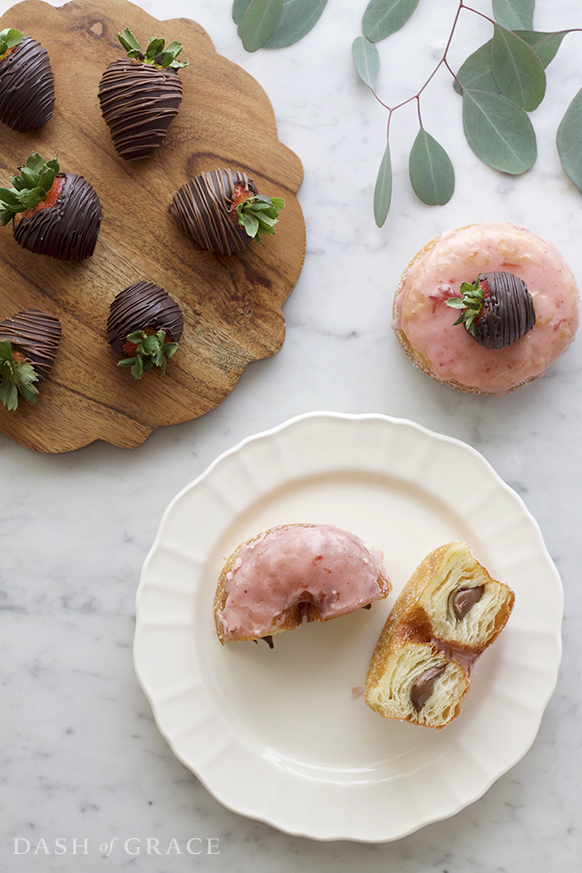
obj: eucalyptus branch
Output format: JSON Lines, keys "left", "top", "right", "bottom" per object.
{"left": 229, "top": 1, "right": 582, "bottom": 226}
{"left": 353, "top": 0, "right": 582, "bottom": 225}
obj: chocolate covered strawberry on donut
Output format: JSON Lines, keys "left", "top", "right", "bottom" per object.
{"left": 393, "top": 222, "right": 580, "bottom": 395}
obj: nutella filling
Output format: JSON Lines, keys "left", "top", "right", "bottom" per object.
{"left": 410, "top": 663, "right": 447, "bottom": 711}
{"left": 451, "top": 584, "right": 485, "bottom": 621}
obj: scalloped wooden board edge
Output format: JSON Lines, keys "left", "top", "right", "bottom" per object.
{"left": 0, "top": 0, "right": 305, "bottom": 452}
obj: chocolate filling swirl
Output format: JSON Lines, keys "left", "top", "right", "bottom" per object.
{"left": 0, "top": 36, "right": 55, "bottom": 132}
{"left": 169, "top": 169, "right": 258, "bottom": 255}
{"left": 0, "top": 309, "right": 61, "bottom": 379}
{"left": 410, "top": 663, "right": 447, "bottom": 712}
{"left": 98, "top": 58, "right": 183, "bottom": 161}
{"left": 12, "top": 173, "right": 102, "bottom": 261}
{"left": 451, "top": 585, "right": 485, "bottom": 621}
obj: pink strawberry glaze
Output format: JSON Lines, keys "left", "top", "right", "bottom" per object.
{"left": 218, "top": 524, "right": 390, "bottom": 641}
{"left": 393, "top": 222, "right": 580, "bottom": 395}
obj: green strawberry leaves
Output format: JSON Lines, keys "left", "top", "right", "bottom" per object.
{"left": 117, "top": 28, "right": 189, "bottom": 70}
{"left": 0, "top": 153, "right": 59, "bottom": 225}
{"left": 0, "top": 339, "right": 39, "bottom": 411}
{"left": 0, "top": 27, "right": 23, "bottom": 57}
{"left": 236, "top": 195, "right": 285, "bottom": 242}
{"left": 117, "top": 330, "right": 178, "bottom": 379}
{"left": 446, "top": 277, "right": 485, "bottom": 334}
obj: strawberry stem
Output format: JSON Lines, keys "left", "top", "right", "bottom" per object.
{"left": 0, "top": 27, "right": 22, "bottom": 57}
{"left": 445, "top": 274, "right": 485, "bottom": 334}
{"left": 0, "top": 152, "right": 59, "bottom": 225}
{"left": 235, "top": 195, "right": 285, "bottom": 243}
{"left": 0, "top": 339, "right": 39, "bottom": 410}
{"left": 117, "top": 27, "right": 188, "bottom": 69}
{"left": 117, "top": 330, "right": 178, "bottom": 379}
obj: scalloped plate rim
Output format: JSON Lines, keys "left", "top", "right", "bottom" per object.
{"left": 134, "top": 411, "right": 563, "bottom": 842}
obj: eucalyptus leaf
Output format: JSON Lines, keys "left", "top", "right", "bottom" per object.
{"left": 453, "top": 41, "right": 499, "bottom": 96}
{"left": 239, "top": 0, "right": 284, "bottom": 52}
{"left": 352, "top": 37, "right": 380, "bottom": 89}
{"left": 492, "top": 0, "right": 534, "bottom": 31}
{"left": 362, "top": 0, "right": 420, "bottom": 44}
{"left": 491, "top": 24, "right": 546, "bottom": 111}
{"left": 374, "top": 141, "right": 392, "bottom": 227}
{"left": 409, "top": 129, "right": 455, "bottom": 205}
{"left": 233, "top": 0, "right": 251, "bottom": 25}
{"left": 265, "top": 0, "right": 329, "bottom": 49}
{"left": 514, "top": 30, "right": 568, "bottom": 68}
{"left": 557, "top": 86, "right": 582, "bottom": 194}
{"left": 462, "top": 88, "right": 537, "bottom": 174}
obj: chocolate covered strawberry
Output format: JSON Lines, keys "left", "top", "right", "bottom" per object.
{"left": 0, "top": 308, "right": 61, "bottom": 410}
{"left": 0, "top": 28, "right": 55, "bottom": 132}
{"left": 169, "top": 168, "right": 285, "bottom": 255}
{"left": 446, "top": 271, "right": 536, "bottom": 349}
{"left": 107, "top": 281, "right": 184, "bottom": 379}
{"left": 98, "top": 27, "right": 188, "bottom": 162}
{"left": 0, "top": 152, "right": 102, "bottom": 260}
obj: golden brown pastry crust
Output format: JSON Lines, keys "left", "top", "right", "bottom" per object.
{"left": 365, "top": 542, "right": 515, "bottom": 728}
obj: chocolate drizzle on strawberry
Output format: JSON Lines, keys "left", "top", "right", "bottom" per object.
{"left": 0, "top": 35, "right": 55, "bottom": 132}
{"left": 447, "top": 271, "right": 536, "bottom": 349}
{"left": 98, "top": 59, "right": 183, "bottom": 161}
{"left": 0, "top": 308, "right": 61, "bottom": 380}
{"left": 169, "top": 169, "right": 259, "bottom": 255}
{"left": 106, "top": 281, "right": 184, "bottom": 356}
{"left": 12, "top": 173, "right": 102, "bottom": 261}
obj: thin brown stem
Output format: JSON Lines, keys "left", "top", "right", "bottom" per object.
{"left": 369, "top": 0, "right": 465, "bottom": 114}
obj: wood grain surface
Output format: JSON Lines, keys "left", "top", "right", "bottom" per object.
{"left": 0, "top": 0, "right": 305, "bottom": 452}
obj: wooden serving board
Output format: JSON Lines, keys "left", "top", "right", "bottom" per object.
{"left": 0, "top": 0, "right": 305, "bottom": 452}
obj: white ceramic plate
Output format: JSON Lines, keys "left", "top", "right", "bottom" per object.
{"left": 134, "top": 412, "right": 562, "bottom": 842}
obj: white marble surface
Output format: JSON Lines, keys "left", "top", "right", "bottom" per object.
{"left": 1, "top": 0, "right": 582, "bottom": 869}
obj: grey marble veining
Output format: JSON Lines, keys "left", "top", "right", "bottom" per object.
{"left": 1, "top": 0, "right": 582, "bottom": 870}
